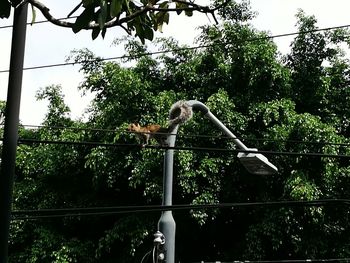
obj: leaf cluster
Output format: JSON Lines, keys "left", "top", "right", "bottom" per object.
{"left": 1, "top": 0, "right": 229, "bottom": 43}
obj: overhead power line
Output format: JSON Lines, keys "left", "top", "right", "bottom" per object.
{"left": 19, "top": 124, "right": 350, "bottom": 148}
{"left": 196, "top": 258, "right": 350, "bottom": 263}
{"left": 14, "top": 138, "right": 350, "bottom": 159}
{"left": 0, "top": 23, "right": 350, "bottom": 73}
{"left": 0, "top": 43, "right": 205, "bottom": 73}
{"left": 11, "top": 199, "right": 350, "bottom": 221}
{"left": 0, "top": 16, "right": 78, "bottom": 30}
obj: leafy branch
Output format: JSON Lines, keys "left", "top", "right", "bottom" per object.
{"left": 5, "top": 0, "right": 230, "bottom": 42}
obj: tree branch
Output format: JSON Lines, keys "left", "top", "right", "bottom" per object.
{"left": 28, "top": 0, "right": 74, "bottom": 28}
{"left": 27, "top": 0, "right": 230, "bottom": 30}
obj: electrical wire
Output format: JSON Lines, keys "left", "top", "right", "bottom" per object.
{"left": 22, "top": 124, "right": 123, "bottom": 134}
{"left": 2, "top": 129, "right": 349, "bottom": 157}
{"left": 194, "top": 258, "right": 350, "bottom": 263}
{"left": 10, "top": 200, "right": 350, "bottom": 263}
{"left": 14, "top": 138, "right": 350, "bottom": 159}
{"left": 19, "top": 124, "right": 350, "bottom": 148}
{"left": 0, "top": 23, "right": 350, "bottom": 73}
{"left": 0, "top": 16, "right": 78, "bottom": 30}
{"left": 0, "top": 46, "right": 191, "bottom": 73}
{"left": 10, "top": 199, "right": 350, "bottom": 221}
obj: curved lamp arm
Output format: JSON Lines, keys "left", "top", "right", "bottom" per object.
{"left": 169, "top": 100, "right": 278, "bottom": 175}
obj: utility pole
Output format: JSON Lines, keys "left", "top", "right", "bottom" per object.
{"left": 0, "top": 3, "right": 28, "bottom": 263}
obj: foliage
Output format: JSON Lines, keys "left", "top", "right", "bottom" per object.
{"left": 7, "top": 5, "right": 350, "bottom": 262}
{"left": 1, "top": 0, "right": 227, "bottom": 42}
{"left": 287, "top": 10, "right": 350, "bottom": 121}
{"left": 0, "top": 100, "right": 5, "bottom": 139}
{"left": 0, "top": 0, "right": 11, "bottom": 19}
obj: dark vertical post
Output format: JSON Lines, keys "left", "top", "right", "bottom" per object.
{"left": 0, "top": 3, "right": 28, "bottom": 263}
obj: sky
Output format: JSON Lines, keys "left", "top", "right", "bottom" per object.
{"left": 1, "top": 0, "right": 350, "bottom": 125}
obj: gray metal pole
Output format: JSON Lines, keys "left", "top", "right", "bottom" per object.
{"left": 158, "top": 126, "right": 178, "bottom": 263}
{"left": 0, "top": 3, "right": 28, "bottom": 263}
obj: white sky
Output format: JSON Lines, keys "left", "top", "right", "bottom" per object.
{"left": 1, "top": 0, "right": 350, "bottom": 125}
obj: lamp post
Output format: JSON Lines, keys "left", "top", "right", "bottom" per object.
{"left": 157, "top": 100, "right": 278, "bottom": 263}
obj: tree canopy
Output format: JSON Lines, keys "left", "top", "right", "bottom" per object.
{"left": 5, "top": 3, "right": 350, "bottom": 262}
{"left": 1, "top": 0, "right": 230, "bottom": 42}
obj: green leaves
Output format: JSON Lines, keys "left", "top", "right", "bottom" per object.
{"left": 285, "top": 171, "right": 322, "bottom": 200}
{"left": 287, "top": 10, "right": 348, "bottom": 115}
{"left": 2, "top": 0, "right": 224, "bottom": 43}
{"left": 30, "top": 4, "right": 37, "bottom": 25}
{"left": 110, "top": 0, "right": 123, "bottom": 17}
{"left": 72, "top": 6, "right": 95, "bottom": 33}
{"left": 71, "top": 0, "right": 174, "bottom": 40}
{"left": 154, "top": 10, "right": 169, "bottom": 32}
{"left": 128, "top": 16, "right": 154, "bottom": 44}
{"left": 174, "top": 1, "right": 187, "bottom": 15}
{"left": 0, "top": 0, "right": 11, "bottom": 19}
{"left": 184, "top": 9, "right": 193, "bottom": 17}
{"left": 98, "top": 0, "right": 108, "bottom": 30}
{"left": 72, "top": 0, "right": 109, "bottom": 38}
{"left": 82, "top": 0, "right": 96, "bottom": 7}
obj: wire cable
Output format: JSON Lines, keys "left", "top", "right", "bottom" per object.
{"left": 19, "top": 124, "right": 350, "bottom": 148}
{"left": 1, "top": 23, "right": 350, "bottom": 73}
{"left": 3, "top": 134, "right": 350, "bottom": 158}
{"left": 0, "top": 16, "right": 78, "bottom": 30}
{"left": 22, "top": 124, "right": 123, "bottom": 134}
{"left": 194, "top": 258, "right": 350, "bottom": 263}
{"left": 14, "top": 138, "right": 350, "bottom": 159}
{"left": 11, "top": 199, "right": 350, "bottom": 221}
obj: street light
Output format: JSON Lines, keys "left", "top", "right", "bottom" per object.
{"left": 157, "top": 100, "right": 278, "bottom": 263}
{"left": 237, "top": 149, "right": 278, "bottom": 175}
{"left": 195, "top": 100, "right": 278, "bottom": 175}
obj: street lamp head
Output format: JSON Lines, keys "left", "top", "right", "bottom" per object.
{"left": 237, "top": 149, "right": 278, "bottom": 175}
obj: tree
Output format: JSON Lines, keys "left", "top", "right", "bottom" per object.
{"left": 286, "top": 10, "right": 350, "bottom": 119}
{"left": 9, "top": 5, "right": 350, "bottom": 262}
{"left": 1, "top": 0, "right": 229, "bottom": 42}
{"left": 243, "top": 98, "right": 350, "bottom": 260}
